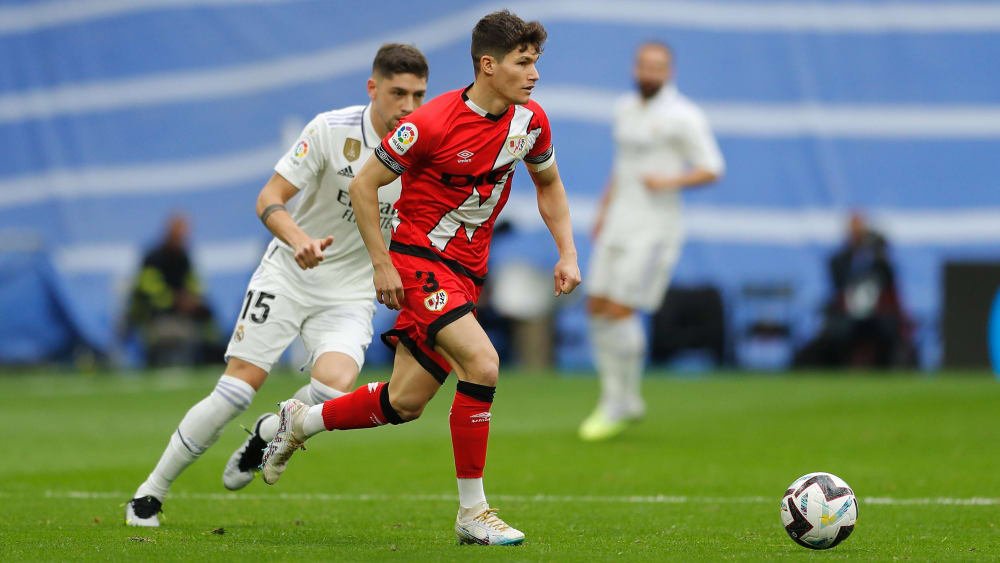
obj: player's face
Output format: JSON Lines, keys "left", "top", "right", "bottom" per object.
{"left": 493, "top": 46, "right": 540, "bottom": 105}
{"left": 369, "top": 72, "right": 428, "bottom": 134}
{"left": 634, "top": 45, "right": 672, "bottom": 99}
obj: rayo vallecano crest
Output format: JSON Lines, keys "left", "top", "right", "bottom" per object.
{"left": 506, "top": 135, "right": 528, "bottom": 158}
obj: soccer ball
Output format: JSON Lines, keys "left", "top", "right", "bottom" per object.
{"left": 779, "top": 472, "right": 858, "bottom": 550}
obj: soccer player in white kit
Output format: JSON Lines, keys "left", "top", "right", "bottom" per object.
{"left": 579, "top": 41, "right": 724, "bottom": 441}
{"left": 125, "top": 44, "right": 429, "bottom": 526}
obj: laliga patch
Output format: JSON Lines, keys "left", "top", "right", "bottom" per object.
{"left": 424, "top": 289, "right": 448, "bottom": 312}
{"left": 390, "top": 123, "right": 418, "bottom": 155}
{"left": 294, "top": 140, "right": 309, "bottom": 158}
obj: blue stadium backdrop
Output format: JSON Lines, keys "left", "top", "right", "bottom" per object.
{"left": 2, "top": 0, "right": 999, "bottom": 368}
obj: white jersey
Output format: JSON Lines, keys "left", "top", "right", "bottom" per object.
{"left": 266, "top": 104, "right": 400, "bottom": 304}
{"left": 602, "top": 84, "right": 724, "bottom": 245}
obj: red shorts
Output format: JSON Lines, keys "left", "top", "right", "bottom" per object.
{"left": 380, "top": 245, "right": 483, "bottom": 383}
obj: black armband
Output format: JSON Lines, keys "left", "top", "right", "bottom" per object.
{"left": 259, "top": 204, "right": 287, "bottom": 226}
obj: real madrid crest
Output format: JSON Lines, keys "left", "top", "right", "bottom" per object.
{"left": 234, "top": 324, "right": 245, "bottom": 342}
{"left": 506, "top": 135, "right": 528, "bottom": 159}
{"left": 343, "top": 138, "right": 362, "bottom": 162}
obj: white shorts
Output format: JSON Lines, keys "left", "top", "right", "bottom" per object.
{"left": 586, "top": 237, "right": 682, "bottom": 312}
{"left": 224, "top": 265, "right": 376, "bottom": 374}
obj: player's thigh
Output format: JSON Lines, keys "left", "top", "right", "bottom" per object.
{"left": 224, "top": 285, "right": 305, "bottom": 377}
{"left": 310, "top": 352, "right": 360, "bottom": 393}
{"left": 433, "top": 312, "right": 499, "bottom": 386}
{"left": 585, "top": 239, "right": 622, "bottom": 304}
{"left": 300, "top": 301, "right": 375, "bottom": 389}
{"left": 386, "top": 343, "right": 443, "bottom": 419}
{"left": 602, "top": 240, "right": 682, "bottom": 312}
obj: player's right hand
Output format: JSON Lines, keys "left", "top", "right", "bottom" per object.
{"left": 374, "top": 262, "right": 405, "bottom": 310}
{"left": 293, "top": 236, "right": 334, "bottom": 270}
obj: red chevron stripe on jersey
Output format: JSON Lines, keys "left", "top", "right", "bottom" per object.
{"left": 375, "top": 85, "right": 553, "bottom": 280}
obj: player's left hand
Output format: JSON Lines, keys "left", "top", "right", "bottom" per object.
{"left": 643, "top": 174, "right": 680, "bottom": 191}
{"left": 553, "top": 257, "right": 582, "bottom": 297}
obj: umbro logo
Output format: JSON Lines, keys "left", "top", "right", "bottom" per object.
{"left": 470, "top": 411, "right": 491, "bottom": 423}
{"left": 457, "top": 149, "right": 474, "bottom": 163}
{"left": 337, "top": 165, "right": 355, "bottom": 177}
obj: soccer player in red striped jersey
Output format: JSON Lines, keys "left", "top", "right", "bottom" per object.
{"left": 261, "top": 10, "right": 580, "bottom": 545}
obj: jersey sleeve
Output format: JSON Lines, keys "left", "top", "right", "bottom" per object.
{"left": 375, "top": 112, "right": 431, "bottom": 176}
{"left": 274, "top": 116, "right": 327, "bottom": 193}
{"left": 680, "top": 106, "right": 725, "bottom": 175}
{"left": 523, "top": 103, "right": 555, "bottom": 172}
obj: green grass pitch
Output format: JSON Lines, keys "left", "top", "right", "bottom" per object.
{"left": 1, "top": 368, "right": 998, "bottom": 561}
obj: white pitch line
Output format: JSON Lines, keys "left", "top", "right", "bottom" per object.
{"left": 28, "top": 490, "right": 1000, "bottom": 506}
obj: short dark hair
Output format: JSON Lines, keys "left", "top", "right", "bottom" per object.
{"left": 372, "top": 43, "right": 429, "bottom": 80}
{"left": 471, "top": 10, "right": 547, "bottom": 74}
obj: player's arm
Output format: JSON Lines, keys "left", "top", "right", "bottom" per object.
{"left": 645, "top": 109, "right": 725, "bottom": 191}
{"left": 348, "top": 155, "right": 405, "bottom": 309}
{"left": 592, "top": 178, "right": 615, "bottom": 238}
{"left": 644, "top": 167, "right": 719, "bottom": 191}
{"left": 528, "top": 161, "right": 582, "bottom": 297}
{"left": 256, "top": 173, "right": 333, "bottom": 270}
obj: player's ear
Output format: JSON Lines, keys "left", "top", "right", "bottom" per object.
{"left": 366, "top": 77, "right": 378, "bottom": 100}
{"left": 480, "top": 55, "right": 496, "bottom": 77}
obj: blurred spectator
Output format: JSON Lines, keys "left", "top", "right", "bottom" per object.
{"left": 795, "top": 212, "right": 915, "bottom": 369}
{"left": 124, "top": 213, "right": 220, "bottom": 366}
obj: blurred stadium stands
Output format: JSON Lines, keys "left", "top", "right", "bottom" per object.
{"left": 1, "top": 0, "right": 999, "bottom": 369}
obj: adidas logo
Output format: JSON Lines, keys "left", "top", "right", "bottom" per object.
{"left": 337, "top": 165, "right": 355, "bottom": 177}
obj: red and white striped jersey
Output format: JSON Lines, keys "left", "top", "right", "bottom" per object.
{"left": 375, "top": 86, "right": 555, "bottom": 279}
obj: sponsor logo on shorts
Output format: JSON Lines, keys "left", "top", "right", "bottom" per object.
{"left": 233, "top": 324, "right": 245, "bottom": 342}
{"left": 294, "top": 140, "right": 309, "bottom": 158}
{"left": 390, "top": 123, "right": 418, "bottom": 155}
{"left": 424, "top": 289, "right": 448, "bottom": 312}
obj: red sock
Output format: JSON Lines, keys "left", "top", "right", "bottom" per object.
{"left": 450, "top": 382, "right": 496, "bottom": 479}
{"left": 322, "top": 382, "right": 400, "bottom": 430}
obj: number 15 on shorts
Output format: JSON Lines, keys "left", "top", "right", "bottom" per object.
{"left": 240, "top": 290, "right": 276, "bottom": 324}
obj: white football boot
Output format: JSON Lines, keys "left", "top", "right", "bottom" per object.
{"left": 260, "top": 399, "right": 307, "bottom": 485}
{"left": 455, "top": 502, "right": 525, "bottom": 546}
{"left": 125, "top": 495, "right": 162, "bottom": 527}
{"left": 223, "top": 413, "right": 277, "bottom": 490}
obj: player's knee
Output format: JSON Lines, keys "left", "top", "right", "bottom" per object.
{"left": 223, "top": 357, "right": 267, "bottom": 390}
{"left": 387, "top": 390, "right": 429, "bottom": 422}
{"left": 463, "top": 350, "right": 499, "bottom": 387}
{"left": 388, "top": 397, "right": 425, "bottom": 422}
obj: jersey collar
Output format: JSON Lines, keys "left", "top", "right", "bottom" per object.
{"left": 461, "top": 85, "right": 509, "bottom": 122}
{"left": 360, "top": 104, "right": 380, "bottom": 148}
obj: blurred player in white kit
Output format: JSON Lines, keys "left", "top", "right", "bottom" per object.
{"left": 580, "top": 41, "right": 724, "bottom": 441}
{"left": 125, "top": 43, "right": 429, "bottom": 526}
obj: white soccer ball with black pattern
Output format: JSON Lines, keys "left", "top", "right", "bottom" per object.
{"left": 779, "top": 472, "right": 858, "bottom": 550}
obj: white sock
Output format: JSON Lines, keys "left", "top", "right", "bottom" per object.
{"left": 301, "top": 404, "right": 326, "bottom": 438}
{"left": 135, "top": 375, "right": 254, "bottom": 500}
{"left": 293, "top": 378, "right": 347, "bottom": 406}
{"left": 262, "top": 379, "right": 347, "bottom": 442}
{"left": 614, "top": 314, "right": 647, "bottom": 414}
{"left": 258, "top": 413, "right": 280, "bottom": 442}
{"left": 458, "top": 478, "right": 487, "bottom": 510}
{"left": 589, "top": 316, "right": 627, "bottom": 417}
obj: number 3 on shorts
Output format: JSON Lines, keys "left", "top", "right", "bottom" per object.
{"left": 240, "top": 290, "right": 275, "bottom": 324}
{"left": 415, "top": 271, "right": 440, "bottom": 293}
